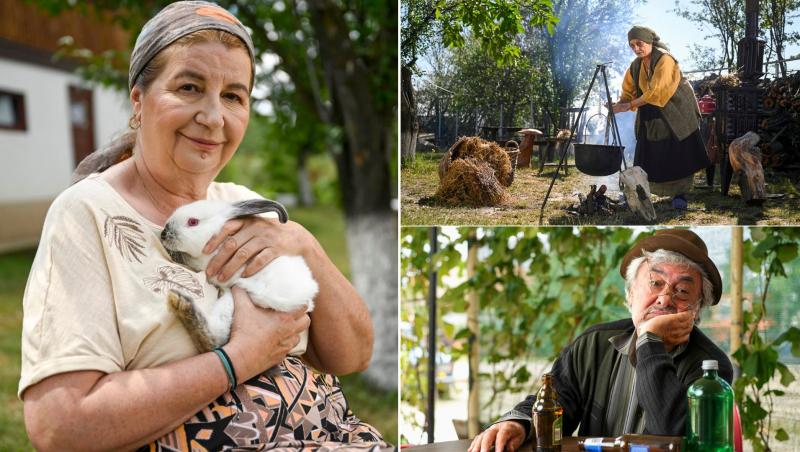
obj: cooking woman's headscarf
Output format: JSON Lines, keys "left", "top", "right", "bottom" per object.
{"left": 128, "top": 0, "right": 255, "bottom": 91}
{"left": 627, "top": 25, "right": 670, "bottom": 52}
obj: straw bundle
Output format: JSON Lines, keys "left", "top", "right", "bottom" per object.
{"left": 434, "top": 158, "right": 509, "bottom": 207}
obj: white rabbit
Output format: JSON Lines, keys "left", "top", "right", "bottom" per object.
{"left": 160, "top": 199, "right": 318, "bottom": 354}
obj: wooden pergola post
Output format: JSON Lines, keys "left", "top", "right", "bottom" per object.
{"left": 467, "top": 232, "right": 480, "bottom": 438}
{"left": 730, "top": 227, "right": 744, "bottom": 367}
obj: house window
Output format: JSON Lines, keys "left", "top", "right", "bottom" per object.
{"left": 0, "top": 90, "right": 27, "bottom": 131}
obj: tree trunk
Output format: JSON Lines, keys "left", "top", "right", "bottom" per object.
{"left": 345, "top": 212, "right": 398, "bottom": 389}
{"left": 297, "top": 146, "right": 315, "bottom": 206}
{"left": 308, "top": 0, "right": 397, "bottom": 390}
{"left": 401, "top": 64, "right": 419, "bottom": 163}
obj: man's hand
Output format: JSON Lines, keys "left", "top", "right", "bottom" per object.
{"left": 468, "top": 421, "right": 526, "bottom": 452}
{"left": 637, "top": 310, "right": 695, "bottom": 350}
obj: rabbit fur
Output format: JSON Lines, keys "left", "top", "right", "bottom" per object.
{"left": 160, "top": 199, "right": 318, "bottom": 354}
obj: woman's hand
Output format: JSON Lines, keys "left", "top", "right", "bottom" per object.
{"left": 203, "top": 217, "right": 316, "bottom": 282}
{"left": 224, "top": 287, "right": 310, "bottom": 382}
{"left": 611, "top": 101, "right": 632, "bottom": 114}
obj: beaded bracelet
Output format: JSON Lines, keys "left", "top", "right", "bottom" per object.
{"left": 213, "top": 348, "right": 237, "bottom": 391}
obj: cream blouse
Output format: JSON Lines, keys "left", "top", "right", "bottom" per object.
{"left": 18, "top": 174, "right": 271, "bottom": 398}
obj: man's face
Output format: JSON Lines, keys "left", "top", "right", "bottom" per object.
{"left": 629, "top": 261, "right": 703, "bottom": 329}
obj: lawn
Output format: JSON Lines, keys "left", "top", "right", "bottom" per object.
{"left": 402, "top": 151, "right": 800, "bottom": 226}
{"left": 0, "top": 205, "right": 396, "bottom": 450}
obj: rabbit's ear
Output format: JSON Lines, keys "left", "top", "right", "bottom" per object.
{"left": 232, "top": 199, "right": 289, "bottom": 223}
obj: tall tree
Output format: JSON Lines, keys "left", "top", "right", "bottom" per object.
{"left": 761, "top": 0, "right": 800, "bottom": 77}
{"left": 400, "top": 0, "right": 559, "bottom": 163}
{"left": 522, "top": 0, "right": 640, "bottom": 130}
{"left": 674, "top": 0, "right": 745, "bottom": 71}
{"left": 33, "top": 0, "right": 398, "bottom": 389}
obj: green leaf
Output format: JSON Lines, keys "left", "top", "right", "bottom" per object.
{"left": 777, "top": 362, "right": 795, "bottom": 386}
{"left": 777, "top": 243, "right": 798, "bottom": 262}
{"left": 750, "top": 228, "right": 767, "bottom": 241}
{"left": 776, "top": 428, "right": 789, "bottom": 441}
{"left": 753, "top": 236, "right": 778, "bottom": 258}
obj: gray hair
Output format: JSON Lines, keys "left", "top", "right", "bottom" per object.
{"left": 624, "top": 249, "right": 714, "bottom": 322}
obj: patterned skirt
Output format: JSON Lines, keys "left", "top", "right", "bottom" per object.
{"left": 138, "top": 357, "right": 390, "bottom": 451}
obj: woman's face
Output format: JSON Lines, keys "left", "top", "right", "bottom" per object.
{"left": 131, "top": 41, "right": 251, "bottom": 182}
{"left": 629, "top": 39, "right": 653, "bottom": 58}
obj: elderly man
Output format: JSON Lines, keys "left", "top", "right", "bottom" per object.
{"left": 469, "top": 229, "right": 733, "bottom": 452}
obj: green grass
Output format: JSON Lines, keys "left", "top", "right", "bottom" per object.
{"left": 402, "top": 151, "right": 800, "bottom": 225}
{"left": 0, "top": 249, "right": 34, "bottom": 451}
{"left": 0, "top": 205, "right": 396, "bottom": 449}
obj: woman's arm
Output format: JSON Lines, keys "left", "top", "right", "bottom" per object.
{"left": 23, "top": 289, "right": 310, "bottom": 451}
{"left": 637, "top": 55, "right": 681, "bottom": 108}
{"left": 24, "top": 354, "right": 229, "bottom": 451}
{"left": 204, "top": 218, "right": 375, "bottom": 375}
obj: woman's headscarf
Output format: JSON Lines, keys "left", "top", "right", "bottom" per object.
{"left": 627, "top": 25, "right": 670, "bottom": 52}
{"left": 72, "top": 1, "right": 255, "bottom": 183}
{"left": 129, "top": 0, "right": 255, "bottom": 91}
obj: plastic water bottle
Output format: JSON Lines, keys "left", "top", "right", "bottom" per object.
{"left": 686, "top": 360, "right": 733, "bottom": 452}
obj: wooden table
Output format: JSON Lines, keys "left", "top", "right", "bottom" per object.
{"left": 406, "top": 437, "right": 581, "bottom": 451}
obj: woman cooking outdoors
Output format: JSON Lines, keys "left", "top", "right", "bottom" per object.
{"left": 611, "top": 26, "right": 711, "bottom": 211}
{"left": 19, "top": 2, "right": 387, "bottom": 450}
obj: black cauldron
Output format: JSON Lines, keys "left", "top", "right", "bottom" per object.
{"left": 573, "top": 143, "right": 625, "bottom": 176}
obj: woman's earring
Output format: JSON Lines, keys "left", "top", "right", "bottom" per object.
{"left": 129, "top": 114, "right": 141, "bottom": 130}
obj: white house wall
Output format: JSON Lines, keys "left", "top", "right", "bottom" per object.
{"left": 0, "top": 57, "right": 129, "bottom": 204}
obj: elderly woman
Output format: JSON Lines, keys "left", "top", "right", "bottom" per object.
{"left": 19, "top": 2, "right": 387, "bottom": 450}
{"left": 612, "top": 26, "right": 711, "bottom": 211}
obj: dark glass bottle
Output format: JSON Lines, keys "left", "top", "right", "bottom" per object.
{"left": 533, "top": 373, "right": 563, "bottom": 452}
{"left": 686, "top": 360, "right": 734, "bottom": 452}
{"left": 577, "top": 435, "right": 684, "bottom": 452}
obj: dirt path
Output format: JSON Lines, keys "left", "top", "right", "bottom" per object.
{"left": 401, "top": 152, "right": 800, "bottom": 226}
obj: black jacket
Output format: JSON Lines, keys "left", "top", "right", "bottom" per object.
{"left": 499, "top": 318, "right": 732, "bottom": 438}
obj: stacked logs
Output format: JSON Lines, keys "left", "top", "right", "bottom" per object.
{"left": 758, "top": 72, "right": 800, "bottom": 168}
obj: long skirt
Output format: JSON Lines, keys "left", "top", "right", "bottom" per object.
{"left": 139, "top": 356, "right": 390, "bottom": 451}
{"left": 633, "top": 104, "right": 710, "bottom": 184}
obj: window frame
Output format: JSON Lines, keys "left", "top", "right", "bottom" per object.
{"left": 0, "top": 89, "right": 27, "bottom": 131}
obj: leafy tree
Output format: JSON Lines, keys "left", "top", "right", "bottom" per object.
{"left": 761, "top": 0, "right": 800, "bottom": 77}
{"left": 400, "top": 0, "right": 559, "bottom": 162}
{"left": 414, "top": 37, "right": 542, "bottom": 143}
{"left": 32, "top": 0, "right": 398, "bottom": 389}
{"left": 674, "top": 0, "right": 745, "bottom": 71}
{"left": 520, "top": 0, "right": 641, "bottom": 132}
{"left": 675, "top": 0, "right": 799, "bottom": 76}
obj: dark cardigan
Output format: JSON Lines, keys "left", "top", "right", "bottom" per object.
{"left": 502, "top": 318, "right": 732, "bottom": 438}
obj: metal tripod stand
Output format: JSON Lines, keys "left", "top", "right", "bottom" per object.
{"left": 538, "top": 62, "right": 626, "bottom": 223}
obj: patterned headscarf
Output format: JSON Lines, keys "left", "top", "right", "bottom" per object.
{"left": 128, "top": 0, "right": 255, "bottom": 91}
{"left": 627, "top": 25, "right": 669, "bottom": 52}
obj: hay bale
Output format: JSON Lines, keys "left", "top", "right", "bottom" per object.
{"left": 438, "top": 136, "right": 513, "bottom": 187}
{"left": 434, "top": 158, "right": 509, "bottom": 207}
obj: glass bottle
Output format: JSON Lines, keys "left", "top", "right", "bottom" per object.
{"left": 577, "top": 434, "right": 684, "bottom": 452}
{"left": 686, "top": 360, "right": 734, "bottom": 452}
{"left": 533, "top": 373, "right": 563, "bottom": 452}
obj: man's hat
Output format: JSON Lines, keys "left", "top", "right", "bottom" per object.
{"left": 620, "top": 229, "right": 722, "bottom": 305}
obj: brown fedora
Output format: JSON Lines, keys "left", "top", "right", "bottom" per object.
{"left": 619, "top": 229, "right": 722, "bottom": 305}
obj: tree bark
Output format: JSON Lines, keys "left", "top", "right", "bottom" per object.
{"left": 402, "top": 64, "right": 419, "bottom": 163}
{"left": 297, "top": 147, "right": 315, "bottom": 206}
{"left": 308, "top": 0, "right": 397, "bottom": 390}
{"left": 345, "top": 212, "right": 398, "bottom": 389}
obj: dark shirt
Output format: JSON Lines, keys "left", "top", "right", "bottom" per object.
{"left": 496, "top": 318, "right": 733, "bottom": 438}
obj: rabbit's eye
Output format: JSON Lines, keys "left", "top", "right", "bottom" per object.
{"left": 187, "top": 218, "right": 199, "bottom": 227}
